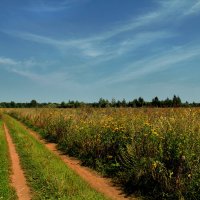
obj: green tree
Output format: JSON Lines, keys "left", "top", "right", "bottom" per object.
{"left": 30, "top": 100, "right": 38, "bottom": 107}
{"left": 98, "top": 98, "right": 110, "bottom": 108}
{"left": 138, "top": 97, "right": 145, "bottom": 107}
{"left": 172, "top": 95, "right": 182, "bottom": 107}
{"left": 152, "top": 96, "right": 160, "bottom": 107}
{"left": 10, "top": 101, "right": 16, "bottom": 108}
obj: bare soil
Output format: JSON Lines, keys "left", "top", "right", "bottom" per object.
{"left": 25, "top": 125, "right": 134, "bottom": 200}
{"left": 4, "top": 124, "right": 31, "bottom": 200}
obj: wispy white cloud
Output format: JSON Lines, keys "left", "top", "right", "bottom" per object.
{"left": 4, "top": 31, "right": 103, "bottom": 58}
{"left": 0, "top": 56, "right": 51, "bottom": 70}
{"left": 0, "top": 57, "right": 18, "bottom": 65}
{"left": 4, "top": 29, "right": 174, "bottom": 62}
{"left": 184, "top": 0, "right": 200, "bottom": 16}
{"left": 10, "top": 68, "right": 68, "bottom": 85}
{"left": 99, "top": 43, "right": 200, "bottom": 85}
{"left": 0, "top": 56, "right": 69, "bottom": 86}
{"left": 115, "top": 31, "right": 175, "bottom": 56}
{"left": 86, "top": 0, "right": 199, "bottom": 42}
{"left": 76, "top": 30, "right": 175, "bottom": 71}
{"left": 24, "top": 0, "right": 90, "bottom": 12}
{"left": 6, "top": 31, "right": 65, "bottom": 47}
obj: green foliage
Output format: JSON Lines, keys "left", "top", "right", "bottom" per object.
{"left": 1, "top": 95, "right": 200, "bottom": 108}
{"left": 7, "top": 108, "right": 200, "bottom": 199}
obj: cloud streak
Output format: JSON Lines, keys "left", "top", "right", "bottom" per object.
{"left": 24, "top": 0, "right": 90, "bottom": 12}
{"left": 4, "top": 29, "right": 174, "bottom": 61}
{"left": 183, "top": 0, "right": 200, "bottom": 16}
{"left": 0, "top": 56, "right": 69, "bottom": 86}
{"left": 0, "top": 57, "right": 18, "bottom": 65}
{"left": 99, "top": 43, "right": 200, "bottom": 85}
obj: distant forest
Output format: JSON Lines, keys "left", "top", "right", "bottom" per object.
{"left": 0, "top": 95, "right": 200, "bottom": 108}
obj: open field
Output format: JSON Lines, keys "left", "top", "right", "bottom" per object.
{"left": 5, "top": 107, "right": 200, "bottom": 200}
{"left": 3, "top": 114, "right": 108, "bottom": 200}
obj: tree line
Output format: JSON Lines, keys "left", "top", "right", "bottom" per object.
{"left": 0, "top": 95, "right": 200, "bottom": 108}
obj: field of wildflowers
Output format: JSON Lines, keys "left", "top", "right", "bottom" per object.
{"left": 7, "top": 107, "right": 200, "bottom": 199}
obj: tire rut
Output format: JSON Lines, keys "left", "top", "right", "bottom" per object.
{"left": 23, "top": 124, "right": 134, "bottom": 200}
{"left": 4, "top": 124, "right": 31, "bottom": 200}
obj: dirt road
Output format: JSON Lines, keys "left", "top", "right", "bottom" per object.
{"left": 4, "top": 124, "right": 31, "bottom": 200}
{"left": 26, "top": 126, "right": 132, "bottom": 200}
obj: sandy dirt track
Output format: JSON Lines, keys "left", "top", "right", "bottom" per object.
{"left": 25, "top": 125, "right": 133, "bottom": 200}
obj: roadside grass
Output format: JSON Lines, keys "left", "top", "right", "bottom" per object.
{"left": 0, "top": 120, "right": 17, "bottom": 200}
{"left": 3, "top": 115, "right": 108, "bottom": 200}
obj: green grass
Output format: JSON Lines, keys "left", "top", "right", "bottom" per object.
{"left": 0, "top": 120, "right": 17, "bottom": 200}
{"left": 3, "top": 115, "right": 108, "bottom": 200}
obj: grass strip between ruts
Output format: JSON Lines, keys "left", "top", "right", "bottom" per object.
{"left": 4, "top": 115, "right": 108, "bottom": 200}
{"left": 0, "top": 120, "right": 17, "bottom": 200}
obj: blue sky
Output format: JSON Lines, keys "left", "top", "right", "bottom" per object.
{"left": 0, "top": 0, "right": 200, "bottom": 102}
